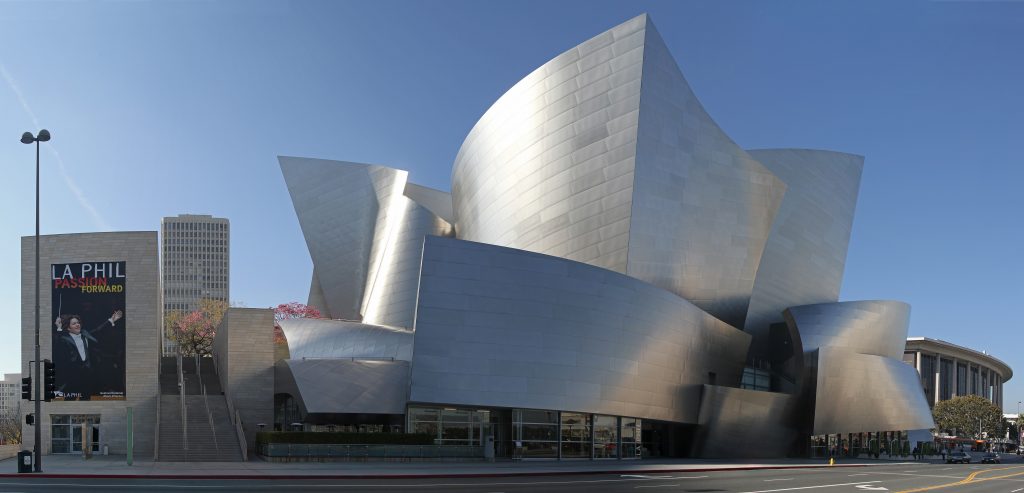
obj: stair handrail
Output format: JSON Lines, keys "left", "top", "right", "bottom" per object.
{"left": 202, "top": 382, "right": 218, "bottom": 451}
{"left": 177, "top": 350, "right": 187, "bottom": 450}
{"left": 234, "top": 409, "right": 247, "bottom": 461}
{"left": 154, "top": 380, "right": 161, "bottom": 460}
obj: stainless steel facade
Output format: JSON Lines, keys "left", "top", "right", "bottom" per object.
{"left": 271, "top": 14, "right": 956, "bottom": 458}
{"left": 784, "top": 301, "right": 911, "bottom": 360}
{"left": 743, "top": 150, "right": 864, "bottom": 350}
{"left": 812, "top": 347, "right": 935, "bottom": 435}
{"left": 409, "top": 236, "right": 750, "bottom": 424}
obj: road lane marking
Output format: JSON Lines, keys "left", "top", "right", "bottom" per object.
{"left": 738, "top": 480, "right": 883, "bottom": 493}
{"left": 636, "top": 485, "right": 680, "bottom": 489}
{"left": 855, "top": 486, "right": 888, "bottom": 491}
{"left": 894, "top": 465, "right": 1024, "bottom": 493}
{"left": 1012, "top": 489, "right": 1023, "bottom": 492}
{"left": 849, "top": 474, "right": 871, "bottom": 477}
{"left": 621, "top": 474, "right": 708, "bottom": 479}
{"left": 764, "top": 478, "right": 793, "bottom": 482}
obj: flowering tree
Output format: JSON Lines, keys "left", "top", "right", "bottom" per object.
{"left": 272, "top": 302, "right": 321, "bottom": 360}
{"left": 165, "top": 299, "right": 228, "bottom": 356}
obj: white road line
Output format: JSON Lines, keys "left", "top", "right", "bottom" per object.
{"left": 636, "top": 485, "right": 680, "bottom": 489}
{"left": 621, "top": 475, "right": 709, "bottom": 479}
{"left": 764, "top": 478, "right": 794, "bottom": 482}
{"left": 849, "top": 474, "right": 871, "bottom": 477}
{"left": 1012, "top": 488, "right": 1023, "bottom": 492}
{"left": 903, "top": 470, "right": 918, "bottom": 472}
{"left": 739, "top": 480, "right": 883, "bottom": 493}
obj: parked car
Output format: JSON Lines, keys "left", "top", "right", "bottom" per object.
{"left": 947, "top": 451, "right": 971, "bottom": 464}
{"left": 981, "top": 452, "right": 1000, "bottom": 464}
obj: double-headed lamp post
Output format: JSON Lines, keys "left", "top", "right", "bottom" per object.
{"left": 21, "top": 129, "right": 50, "bottom": 473}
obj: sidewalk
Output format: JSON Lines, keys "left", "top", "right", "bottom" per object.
{"left": 0, "top": 454, "right": 924, "bottom": 479}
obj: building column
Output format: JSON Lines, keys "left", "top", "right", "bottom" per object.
{"left": 915, "top": 352, "right": 921, "bottom": 375}
{"left": 952, "top": 358, "right": 959, "bottom": 397}
{"left": 934, "top": 355, "right": 942, "bottom": 405}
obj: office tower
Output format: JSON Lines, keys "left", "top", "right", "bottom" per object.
{"left": 160, "top": 214, "right": 229, "bottom": 355}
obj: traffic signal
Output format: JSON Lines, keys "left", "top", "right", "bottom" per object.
{"left": 21, "top": 376, "right": 31, "bottom": 401}
{"left": 25, "top": 413, "right": 34, "bottom": 426}
{"left": 43, "top": 359, "right": 56, "bottom": 402}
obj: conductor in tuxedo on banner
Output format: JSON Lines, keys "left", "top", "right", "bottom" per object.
{"left": 53, "top": 310, "right": 123, "bottom": 400}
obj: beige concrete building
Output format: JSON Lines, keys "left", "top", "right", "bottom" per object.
{"left": 160, "top": 214, "right": 230, "bottom": 355}
{"left": 904, "top": 337, "right": 1011, "bottom": 409}
{"left": 0, "top": 373, "right": 21, "bottom": 418}
{"left": 21, "top": 232, "right": 159, "bottom": 457}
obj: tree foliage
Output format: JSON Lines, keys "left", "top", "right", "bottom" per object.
{"left": 165, "top": 298, "right": 228, "bottom": 356}
{"left": 932, "top": 395, "right": 1004, "bottom": 438}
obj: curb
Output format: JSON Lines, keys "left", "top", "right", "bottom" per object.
{"left": 0, "top": 463, "right": 879, "bottom": 480}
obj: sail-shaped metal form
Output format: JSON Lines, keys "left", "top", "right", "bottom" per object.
{"left": 271, "top": 14, "right": 949, "bottom": 459}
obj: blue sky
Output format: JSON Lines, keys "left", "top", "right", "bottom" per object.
{"left": 1, "top": 0, "right": 1022, "bottom": 410}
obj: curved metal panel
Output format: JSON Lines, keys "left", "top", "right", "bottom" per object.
{"left": 784, "top": 300, "right": 910, "bottom": 359}
{"left": 743, "top": 149, "right": 864, "bottom": 352}
{"left": 625, "top": 20, "right": 786, "bottom": 328}
{"left": 276, "top": 359, "right": 409, "bottom": 415}
{"left": 278, "top": 318, "right": 413, "bottom": 362}
{"left": 279, "top": 156, "right": 406, "bottom": 320}
{"left": 409, "top": 236, "right": 751, "bottom": 424}
{"left": 451, "top": 14, "right": 647, "bottom": 273}
{"left": 450, "top": 15, "right": 785, "bottom": 328}
{"left": 361, "top": 197, "right": 454, "bottom": 328}
{"left": 692, "top": 386, "right": 804, "bottom": 458}
{"left": 812, "top": 347, "right": 935, "bottom": 435}
{"left": 404, "top": 183, "right": 455, "bottom": 225}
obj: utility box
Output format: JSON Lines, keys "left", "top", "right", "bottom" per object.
{"left": 17, "top": 451, "right": 32, "bottom": 473}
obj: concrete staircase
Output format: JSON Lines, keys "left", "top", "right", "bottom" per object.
{"left": 157, "top": 356, "right": 244, "bottom": 461}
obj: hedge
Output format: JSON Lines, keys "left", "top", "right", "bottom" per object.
{"left": 256, "top": 432, "right": 435, "bottom": 446}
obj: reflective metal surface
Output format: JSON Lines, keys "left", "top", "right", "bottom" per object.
{"left": 276, "top": 359, "right": 409, "bottom": 415}
{"left": 409, "top": 236, "right": 750, "bottom": 424}
{"left": 277, "top": 318, "right": 413, "bottom": 362}
{"left": 811, "top": 347, "right": 935, "bottom": 435}
{"left": 274, "top": 13, "right": 949, "bottom": 456}
{"left": 451, "top": 15, "right": 646, "bottom": 274}
{"left": 626, "top": 20, "right": 785, "bottom": 328}
{"left": 743, "top": 149, "right": 864, "bottom": 350}
{"left": 280, "top": 157, "right": 406, "bottom": 320}
{"left": 693, "top": 385, "right": 802, "bottom": 458}
{"left": 280, "top": 157, "right": 452, "bottom": 327}
{"left": 784, "top": 300, "right": 910, "bottom": 359}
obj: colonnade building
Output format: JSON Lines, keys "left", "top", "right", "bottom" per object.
{"left": 904, "top": 337, "right": 1011, "bottom": 409}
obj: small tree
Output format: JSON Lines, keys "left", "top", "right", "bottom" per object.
{"left": 0, "top": 402, "right": 21, "bottom": 444}
{"left": 165, "top": 298, "right": 228, "bottom": 356}
{"left": 933, "top": 394, "right": 1003, "bottom": 438}
{"left": 272, "top": 302, "right": 322, "bottom": 361}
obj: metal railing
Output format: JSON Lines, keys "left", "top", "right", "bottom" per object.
{"left": 202, "top": 381, "right": 218, "bottom": 451}
{"left": 234, "top": 409, "right": 247, "bottom": 461}
{"left": 177, "top": 351, "right": 187, "bottom": 450}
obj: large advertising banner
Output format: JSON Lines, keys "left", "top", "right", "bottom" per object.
{"left": 51, "top": 261, "right": 127, "bottom": 401}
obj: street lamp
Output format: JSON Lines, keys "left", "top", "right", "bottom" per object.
{"left": 21, "top": 129, "right": 50, "bottom": 473}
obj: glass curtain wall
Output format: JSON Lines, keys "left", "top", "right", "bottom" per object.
{"left": 513, "top": 409, "right": 559, "bottom": 458}
{"left": 940, "top": 359, "right": 953, "bottom": 401}
{"left": 560, "top": 412, "right": 592, "bottom": 458}
{"left": 593, "top": 415, "right": 618, "bottom": 458}
{"left": 408, "top": 407, "right": 490, "bottom": 445}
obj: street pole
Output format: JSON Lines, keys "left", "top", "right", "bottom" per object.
{"left": 21, "top": 129, "right": 50, "bottom": 473}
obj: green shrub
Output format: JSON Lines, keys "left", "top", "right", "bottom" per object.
{"left": 255, "top": 432, "right": 435, "bottom": 446}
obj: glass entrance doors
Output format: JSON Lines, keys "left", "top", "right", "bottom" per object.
{"left": 51, "top": 415, "right": 100, "bottom": 454}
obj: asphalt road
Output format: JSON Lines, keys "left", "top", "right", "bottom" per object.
{"left": 4, "top": 458, "right": 1024, "bottom": 493}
